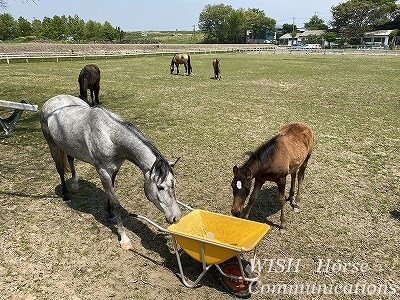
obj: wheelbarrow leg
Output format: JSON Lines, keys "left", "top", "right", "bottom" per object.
{"left": 0, "top": 109, "right": 24, "bottom": 136}
{"left": 171, "top": 237, "right": 212, "bottom": 288}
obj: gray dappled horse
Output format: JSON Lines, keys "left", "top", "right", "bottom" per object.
{"left": 78, "top": 64, "right": 101, "bottom": 106}
{"left": 40, "top": 95, "right": 182, "bottom": 249}
{"left": 170, "top": 53, "right": 192, "bottom": 75}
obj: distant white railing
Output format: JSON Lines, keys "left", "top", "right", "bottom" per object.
{"left": 1, "top": 46, "right": 399, "bottom": 64}
{"left": 0, "top": 46, "right": 276, "bottom": 64}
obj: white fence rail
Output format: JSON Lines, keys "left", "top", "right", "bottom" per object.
{"left": 1, "top": 46, "right": 399, "bottom": 64}
{"left": 0, "top": 46, "right": 276, "bottom": 64}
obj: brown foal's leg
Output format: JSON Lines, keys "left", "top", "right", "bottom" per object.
{"left": 242, "top": 178, "right": 265, "bottom": 219}
{"left": 288, "top": 172, "right": 296, "bottom": 206}
{"left": 277, "top": 177, "right": 287, "bottom": 231}
{"left": 294, "top": 156, "right": 310, "bottom": 211}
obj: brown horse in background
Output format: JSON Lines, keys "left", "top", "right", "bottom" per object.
{"left": 170, "top": 53, "right": 192, "bottom": 75}
{"left": 231, "top": 122, "right": 314, "bottom": 231}
{"left": 78, "top": 64, "right": 101, "bottom": 106}
{"left": 212, "top": 58, "right": 221, "bottom": 80}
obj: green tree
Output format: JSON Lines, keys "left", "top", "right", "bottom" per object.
{"left": 199, "top": 4, "right": 235, "bottom": 43}
{"left": 53, "top": 15, "right": 68, "bottom": 40}
{"left": 226, "top": 8, "right": 246, "bottom": 43}
{"left": 0, "top": 13, "right": 16, "bottom": 40}
{"left": 31, "top": 18, "right": 42, "bottom": 37}
{"left": 324, "top": 31, "right": 337, "bottom": 48}
{"left": 67, "top": 15, "right": 86, "bottom": 42}
{"left": 17, "top": 16, "right": 32, "bottom": 36}
{"left": 282, "top": 23, "right": 297, "bottom": 35}
{"left": 243, "top": 8, "right": 276, "bottom": 41}
{"left": 85, "top": 19, "right": 102, "bottom": 41}
{"left": 304, "top": 15, "right": 328, "bottom": 30}
{"left": 331, "top": 0, "right": 399, "bottom": 38}
{"left": 303, "top": 34, "right": 323, "bottom": 45}
{"left": 41, "top": 16, "right": 67, "bottom": 40}
{"left": 199, "top": 4, "right": 275, "bottom": 43}
{"left": 101, "top": 21, "right": 117, "bottom": 41}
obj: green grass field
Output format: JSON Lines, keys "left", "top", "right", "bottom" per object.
{"left": 0, "top": 52, "right": 399, "bottom": 299}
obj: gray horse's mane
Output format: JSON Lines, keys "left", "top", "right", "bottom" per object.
{"left": 98, "top": 107, "right": 169, "bottom": 174}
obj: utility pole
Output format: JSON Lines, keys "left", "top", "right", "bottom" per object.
{"left": 291, "top": 17, "right": 296, "bottom": 46}
{"left": 192, "top": 24, "right": 196, "bottom": 44}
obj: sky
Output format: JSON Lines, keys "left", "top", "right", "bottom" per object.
{"left": 3, "top": 0, "right": 348, "bottom": 31}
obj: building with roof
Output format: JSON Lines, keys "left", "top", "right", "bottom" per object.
{"left": 279, "top": 30, "right": 326, "bottom": 46}
{"left": 362, "top": 30, "right": 396, "bottom": 48}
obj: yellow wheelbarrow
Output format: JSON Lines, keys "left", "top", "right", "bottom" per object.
{"left": 131, "top": 202, "right": 270, "bottom": 297}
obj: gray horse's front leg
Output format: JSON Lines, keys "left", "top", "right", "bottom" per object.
{"left": 98, "top": 168, "right": 132, "bottom": 250}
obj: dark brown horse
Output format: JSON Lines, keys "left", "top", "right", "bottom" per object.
{"left": 231, "top": 122, "right": 314, "bottom": 231}
{"left": 212, "top": 58, "right": 221, "bottom": 80}
{"left": 78, "top": 64, "right": 101, "bottom": 106}
{"left": 170, "top": 53, "right": 192, "bottom": 75}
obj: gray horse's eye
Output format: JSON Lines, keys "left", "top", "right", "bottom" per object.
{"left": 157, "top": 186, "right": 165, "bottom": 191}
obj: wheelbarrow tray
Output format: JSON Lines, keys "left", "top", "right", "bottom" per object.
{"left": 168, "top": 209, "right": 270, "bottom": 265}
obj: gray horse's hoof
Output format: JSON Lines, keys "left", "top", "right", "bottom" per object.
{"left": 64, "top": 199, "right": 72, "bottom": 207}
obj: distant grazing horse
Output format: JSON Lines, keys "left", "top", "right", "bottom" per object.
{"left": 231, "top": 122, "right": 314, "bottom": 231}
{"left": 78, "top": 64, "right": 101, "bottom": 106}
{"left": 40, "top": 95, "right": 182, "bottom": 249}
{"left": 170, "top": 53, "right": 192, "bottom": 75}
{"left": 212, "top": 58, "right": 221, "bottom": 80}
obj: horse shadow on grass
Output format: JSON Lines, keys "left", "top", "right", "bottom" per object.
{"left": 247, "top": 186, "right": 281, "bottom": 229}
{"left": 390, "top": 210, "right": 400, "bottom": 222}
{"left": 55, "top": 179, "right": 228, "bottom": 294}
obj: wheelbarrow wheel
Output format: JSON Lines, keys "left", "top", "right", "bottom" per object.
{"left": 219, "top": 259, "right": 256, "bottom": 298}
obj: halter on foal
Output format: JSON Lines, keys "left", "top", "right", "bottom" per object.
{"left": 78, "top": 64, "right": 101, "bottom": 106}
{"left": 231, "top": 122, "right": 314, "bottom": 231}
{"left": 170, "top": 53, "right": 192, "bottom": 75}
{"left": 40, "top": 95, "right": 182, "bottom": 249}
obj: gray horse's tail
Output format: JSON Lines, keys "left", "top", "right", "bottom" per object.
{"left": 60, "top": 149, "right": 70, "bottom": 173}
{"left": 187, "top": 54, "right": 192, "bottom": 74}
{"left": 170, "top": 56, "right": 176, "bottom": 73}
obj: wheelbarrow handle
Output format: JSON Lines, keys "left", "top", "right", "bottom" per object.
{"left": 129, "top": 213, "right": 170, "bottom": 233}
{"left": 129, "top": 201, "right": 192, "bottom": 232}
{"left": 177, "top": 200, "right": 194, "bottom": 211}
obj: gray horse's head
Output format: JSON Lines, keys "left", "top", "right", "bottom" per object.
{"left": 144, "top": 157, "right": 181, "bottom": 223}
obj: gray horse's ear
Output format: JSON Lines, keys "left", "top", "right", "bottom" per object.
{"left": 169, "top": 157, "right": 181, "bottom": 167}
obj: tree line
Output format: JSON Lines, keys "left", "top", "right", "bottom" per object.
{"left": 198, "top": 0, "right": 399, "bottom": 44}
{"left": 0, "top": 0, "right": 399, "bottom": 44}
{"left": 0, "top": 13, "right": 123, "bottom": 42}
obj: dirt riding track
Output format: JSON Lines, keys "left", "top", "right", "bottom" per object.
{"left": 0, "top": 42, "right": 265, "bottom": 55}
{"left": 0, "top": 44, "right": 399, "bottom": 300}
